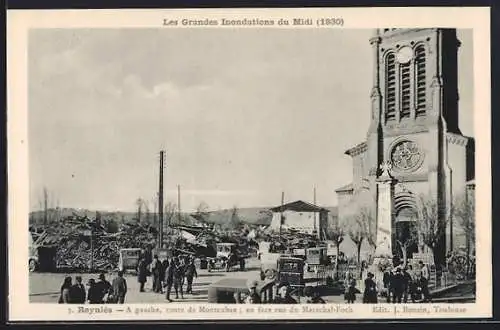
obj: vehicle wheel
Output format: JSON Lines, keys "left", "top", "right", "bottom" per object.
{"left": 29, "top": 259, "right": 37, "bottom": 272}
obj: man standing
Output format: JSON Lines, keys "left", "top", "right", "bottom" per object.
{"left": 112, "top": 271, "right": 128, "bottom": 304}
{"left": 164, "top": 258, "right": 175, "bottom": 302}
{"left": 159, "top": 258, "right": 168, "bottom": 294}
{"left": 402, "top": 265, "right": 415, "bottom": 303}
{"left": 137, "top": 257, "right": 148, "bottom": 292}
{"left": 184, "top": 258, "right": 197, "bottom": 294}
{"left": 151, "top": 255, "right": 161, "bottom": 293}
{"left": 390, "top": 267, "right": 405, "bottom": 303}
{"left": 245, "top": 280, "right": 261, "bottom": 304}
{"left": 69, "top": 276, "right": 86, "bottom": 304}
{"left": 173, "top": 257, "right": 185, "bottom": 299}
{"left": 419, "top": 261, "right": 431, "bottom": 302}
{"left": 96, "top": 273, "right": 112, "bottom": 303}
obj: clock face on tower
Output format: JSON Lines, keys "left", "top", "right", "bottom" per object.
{"left": 390, "top": 140, "right": 423, "bottom": 172}
{"left": 396, "top": 46, "right": 413, "bottom": 64}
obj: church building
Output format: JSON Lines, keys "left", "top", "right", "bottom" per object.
{"left": 335, "top": 29, "right": 475, "bottom": 266}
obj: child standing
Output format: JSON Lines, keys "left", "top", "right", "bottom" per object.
{"left": 345, "top": 278, "right": 358, "bottom": 304}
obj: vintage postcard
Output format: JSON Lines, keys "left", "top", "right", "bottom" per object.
{"left": 7, "top": 7, "right": 491, "bottom": 321}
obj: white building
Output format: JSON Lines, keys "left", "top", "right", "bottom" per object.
{"left": 269, "top": 200, "right": 329, "bottom": 237}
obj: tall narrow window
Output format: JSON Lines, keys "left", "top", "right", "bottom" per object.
{"left": 400, "top": 61, "right": 411, "bottom": 119}
{"left": 415, "top": 45, "right": 426, "bottom": 117}
{"left": 385, "top": 53, "right": 396, "bottom": 121}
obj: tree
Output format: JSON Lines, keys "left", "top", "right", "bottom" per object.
{"left": 347, "top": 215, "right": 365, "bottom": 268}
{"left": 136, "top": 198, "right": 143, "bottom": 223}
{"left": 194, "top": 201, "right": 211, "bottom": 224}
{"left": 393, "top": 222, "right": 419, "bottom": 266}
{"left": 360, "top": 206, "right": 377, "bottom": 250}
{"left": 325, "top": 215, "right": 344, "bottom": 279}
{"left": 452, "top": 193, "right": 475, "bottom": 276}
{"left": 143, "top": 200, "right": 151, "bottom": 225}
{"left": 347, "top": 204, "right": 375, "bottom": 264}
{"left": 164, "top": 202, "right": 177, "bottom": 227}
{"left": 228, "top": 206, "right": 242, "bottom": 230}
{"left": 416, "top": 194, "right": 448, "bottom": 270}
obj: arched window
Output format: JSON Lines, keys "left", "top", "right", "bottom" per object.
{"left": 415, "top": 45, "right": 426, "bottom": 117}
{"left": 400, "top": 61, "right": 411, "bottom": 119}
{"left": 385, "top": 53, "right": 396, "bottom": 121}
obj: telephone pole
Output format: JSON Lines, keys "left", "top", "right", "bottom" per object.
{"left": 177, "top": 185, "right": 181, "bottom": 225}
{"left": 158, "top": 150, "right": 165, "bottom": 248}
{"left": 43, "top": 187, "right": 48, "bottom": 225}
{"left": 313, "top": 186, "right": 318, "bottom": 238}
{"left": 279, "top": 191, "right": 284, "bottom": 238}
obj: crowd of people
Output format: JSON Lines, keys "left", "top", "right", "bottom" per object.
{"left": 57, "top": 252, "right": 199, "bottom": 304}
{"left": 58, "top": 272, "right": 127, "bottom": 304}
{"left": 344, "top": 260, "right": 432, "bottom": 304}
{"left": 137, "top": 254, "right": 198, "bottom": 302}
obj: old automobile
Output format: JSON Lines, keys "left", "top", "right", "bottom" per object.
{"left": 277, "top": 256, "right": 305, "bottom": 287}
{"left": 306, "top": 247, "right": 329, "bottom": 265}
{"left": 208, "top": 243, "right": 246, "bottom": 272}
{"left": 118, "top": 248, "right": 142, "bottom": 273}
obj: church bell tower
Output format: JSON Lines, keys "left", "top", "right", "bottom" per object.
{"left": 366, "top": 28, "right": 463, "bottom": 265}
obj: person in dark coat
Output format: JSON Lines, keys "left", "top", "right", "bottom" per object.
{"left": 245, "top": 280, "right": 262, "bottom": 304}
{"left": 112, "top": 271, "right": 128, "bottom": 304}
{"left": 151, "top": 255, "right": 162, "bottom": 293}
{"left": 184, "top": 258, "right": 197, "bottom": 294}
{"left": 363, "top": 272, "right": 378, "bottom": 303}
{"left": 164, "top": 259, "right": 175, "bottom": 302}
{"left": 383, "top": 269, "right": 393, "bottom": 303}
{"left": 96, "top": 273, "right": 112, "bottom": 303}
{"left": 137, "top": 258, "right": 148, "bottom": 292}
{"left": 87, "top": 279, "right": 101, "bottom": 304}
{"left": 69, "top": 275, "right": 86, "bottom": 304}
{"left": 390, "top": 267, "right": 405, "bottom": 303}
{"left": 58, "top": 276, "right": 72, "bottom": 304}
{"left": 173, "top": 257, "right": 185, "bottom": 299}
{"left": 304, "top": 286, "right": 325, "bottom": 304}
{"left": 344, "top": 278, "right": 358, "bottom": 304}
{"left": 403, "top": 265, "right": 415, "bottom": 303}
{"left": 159, "top": 259, "right": 168, "bottom": 293}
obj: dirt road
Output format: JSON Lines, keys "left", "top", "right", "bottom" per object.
{"left": 30, "top": 258, "right": 345, "bottom": 304}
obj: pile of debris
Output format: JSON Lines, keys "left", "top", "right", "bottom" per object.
{"left": 31, "top": 215, "right": 294, "bottom": 272}
{"left": 31, "top": 215, "right": 159, "bottom": 272}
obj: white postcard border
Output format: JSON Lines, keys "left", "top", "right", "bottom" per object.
{"left": 7, "top": 7, "right": 492, "bottom": 321}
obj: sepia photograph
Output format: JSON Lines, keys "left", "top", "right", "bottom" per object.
{"left": 7, "top": 8, "right": 491, "bottom": 321}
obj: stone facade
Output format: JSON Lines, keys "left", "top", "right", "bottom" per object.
{"left": 335, "top": 29, "right": 475, "bottom": 264}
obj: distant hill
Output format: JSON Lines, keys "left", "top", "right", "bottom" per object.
{"left": 29, "top": 205, "right": 338, "bottom": 227}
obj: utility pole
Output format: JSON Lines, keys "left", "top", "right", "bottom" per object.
{"left": 43, "top": 187, "right": 48, "bottom": 225}
{"left": 177, "top": 185, "right": 181, "bottom": 225}
{"left": 279, "top": 192, "right": 284, "bottom": 238}
{"left": 153, "top": 194, "right": 158, "bottom": 228}
{"left": 313, "top": 186, "right": 318, "bottom": 239}
{"left": 158, "top": 150, "right": 165, "bottom": 248}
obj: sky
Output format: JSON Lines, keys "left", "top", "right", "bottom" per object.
{"left": 28, "top": 29, "right": 473, "bottom": 213}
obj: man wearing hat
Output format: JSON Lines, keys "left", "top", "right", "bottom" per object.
{"left": 69, "top": 275, "right": 86, "bottom": 304}
{"left": 390, "top": 267, "right": 405, "bottom": 303}
{"left": 245, "top": 280, "right": 261, "bottom": 304}
{"left": 363, "top": 272, "right": 377, "bottom": 303}
{"left": 112, "top": 270, "right": 128, "bottom": 304}
{"left": 96, "top": 273, "right": 112, "bottom": 303}
{"left": 277, "top": 285, "right": 297, "bottom": 304}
